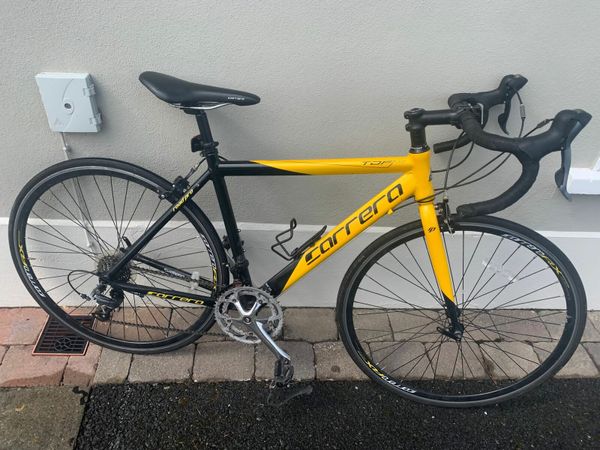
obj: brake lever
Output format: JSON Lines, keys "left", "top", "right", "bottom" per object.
{"left": 554, "top": 121, "right": 585, "bottom": 200}
{"left": 497, "top": 88, "right": 513, "bottom": 135}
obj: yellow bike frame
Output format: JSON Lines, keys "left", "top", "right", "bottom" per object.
{"left": 254, "top": 152, "right": 455, "bottom": 305}
{"left": 104, "top": 149, "right": 455, "bottom": 309}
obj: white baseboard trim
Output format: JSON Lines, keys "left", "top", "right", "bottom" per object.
{"left": 0, "top": 218, "right": 597, "bottom": 309}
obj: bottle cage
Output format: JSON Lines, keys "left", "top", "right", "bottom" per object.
{"left": 270, "top": 219, "right": 327, "bottom": 261}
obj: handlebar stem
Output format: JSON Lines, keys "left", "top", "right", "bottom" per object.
{"left": 404, "top": 107, "right": 475, "bottom": 152}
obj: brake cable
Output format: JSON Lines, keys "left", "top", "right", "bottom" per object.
{"left": 439, "top": 91, "right": 528, "bottom": 191}
{"left": 389, "top": 92, "right": 556, "bottom": 214}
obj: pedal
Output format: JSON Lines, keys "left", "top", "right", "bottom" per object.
{"left": 272, "top": 358, "right": 294, "bottom": 387}
{"left": 267, "top": 383, "right": 313, "bottom": 407}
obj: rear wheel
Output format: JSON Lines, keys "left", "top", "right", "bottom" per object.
{"left": 9, "top": 158, "right": 228, "bottom": 353}
{"left": 337, "top": 215, "right": 586, "bottom": 407}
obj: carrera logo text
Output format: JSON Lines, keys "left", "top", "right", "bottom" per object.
{"left": 172, "top": 187, "right": 194, "bottom": 212}
{"left": 147, "top": 291, "right": 205, "bottom": 305}
{"left": 304, "top": 183, "right": 403, "bottom": 266}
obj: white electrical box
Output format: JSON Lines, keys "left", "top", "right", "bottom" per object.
{"left": 35, "top": 72, "right": 102, "bottom": 132}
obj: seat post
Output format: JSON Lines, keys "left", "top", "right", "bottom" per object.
{"left": 194, "top": 111, "right": 214, "bottom": 143}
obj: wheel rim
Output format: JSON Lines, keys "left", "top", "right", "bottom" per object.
{"left": 343, "top": 220, "right": 580, "bottom": 403}
{"left": 13, "top": 165, "right": 222, "bottom": 349}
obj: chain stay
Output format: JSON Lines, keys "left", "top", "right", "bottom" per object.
{"left": 96, "top": 266, "right": 220, "bottom": 335}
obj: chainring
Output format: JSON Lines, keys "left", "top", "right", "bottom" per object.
{"left": 215, "top": 286, "right": 283, "bottom": 344}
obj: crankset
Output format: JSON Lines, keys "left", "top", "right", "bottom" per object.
{"left": 215, "top": 286, "right": 283, "bottom": 344}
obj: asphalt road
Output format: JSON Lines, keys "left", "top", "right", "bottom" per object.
{"left": 77, "top": 380, "right": 599, "bottom": 449}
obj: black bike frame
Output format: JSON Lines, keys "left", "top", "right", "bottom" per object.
{"left": 102, "top": 113, "right": 309, "bottom": 307}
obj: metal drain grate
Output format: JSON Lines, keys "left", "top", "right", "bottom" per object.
{"left": 33, "top": 315, "right": 94, "bottom": 356}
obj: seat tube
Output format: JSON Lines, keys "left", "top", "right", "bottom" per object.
{"left": 211, "top": 171, "right": 252, "bottom": 285}
{"left": 196, "top": 110, "right": 251, "bottom": 285}
{"left": 417, "top": 201, "right": 455, "bottom": 305}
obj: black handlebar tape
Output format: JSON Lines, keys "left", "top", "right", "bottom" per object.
{"left": 434, "top": 75, "right": 527, "bottom": 154}
{"left": 459, "top": 109, "right": 592, "bottom": 159}
{"left": 456, "top": 158, "right": 539, "bottom": 218}
{"left": 448, "top": 74, "right": 528, "bottom": 110}
{"left": 458, "top": 113, "right": 521, "bottom": 153}
{"left": 433, "top": 134, "right": 472, "bottom": 154}
{"left": 455, "top": 109, "right": 591, "bottom": 217}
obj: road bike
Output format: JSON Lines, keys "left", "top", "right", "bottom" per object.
{"left": 9, "top": 72, "right": 591, "bottom": 407}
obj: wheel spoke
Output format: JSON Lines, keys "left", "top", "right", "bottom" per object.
{"left": 16, "top": 168, "right": 220, "bottom": 350}
{"left": 344, "top": 221, "right": 580, "bottom": 403}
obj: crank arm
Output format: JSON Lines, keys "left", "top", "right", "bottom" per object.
{"left": 229, "top": 297, "right": 290, "bottom": 362}
{"left": 247, "top": 320, "right": 290, "bottom": 362}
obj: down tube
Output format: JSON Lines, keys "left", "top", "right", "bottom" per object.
{"left": 263, "top": 173, "right": 416, "bottom": 296}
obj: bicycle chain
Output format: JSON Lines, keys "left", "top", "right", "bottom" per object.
{"left": 132, "top": 266, "right": 191, "bottom": 282}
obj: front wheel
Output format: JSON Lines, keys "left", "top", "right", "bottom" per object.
{"left": 337, "top": 215, "right": 586, "bottom": 407}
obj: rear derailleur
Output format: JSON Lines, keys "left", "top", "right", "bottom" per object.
{"left": 89, "top": 285, "right": 124, "bottom": 321}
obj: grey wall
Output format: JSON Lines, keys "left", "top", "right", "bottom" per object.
{"left": 1, "top": 0, "right": 599, "bottom": 231}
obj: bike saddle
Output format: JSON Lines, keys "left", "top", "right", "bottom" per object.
{"left": 139, "top": 71, "right": 260, "bottom": 107}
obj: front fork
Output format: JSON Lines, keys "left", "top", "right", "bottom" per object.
{"left": 417, "top": 201, "right": 464, "bottom": 340}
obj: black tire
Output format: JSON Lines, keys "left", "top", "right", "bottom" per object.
{"left": 9, "top": 158, "right": 228, "bottom": 354}
{"left": 337, "top": 215, "right": 586, "bottom": 407}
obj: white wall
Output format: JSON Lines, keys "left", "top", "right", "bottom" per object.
{"left": 1, "top": 1, "right": 599, "bottom": 307}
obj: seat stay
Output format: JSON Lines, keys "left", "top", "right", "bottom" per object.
{"left": 102, "top": 170, "right": 213, "bottom": 281}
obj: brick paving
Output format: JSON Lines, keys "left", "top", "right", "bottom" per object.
{"left": 93, "top": 348, "right": 131, "bottom": 384}
{"left": 0, "top": 307, "right": 599, "bottom": 387}
{"left": 0, "top": 345, "right": 68, "bottom": 387}
{"left": 583, "top": 342, "right": 600, "bottom": 367}
{"left": 0, "top": 308, "right": 48, "bottom": 345}
{"left": 129, "top": 345, "right": 195, "bottom": 383}
{"left": 314, "top": 342, "right": 368, "bottom": 380}
{"left": 283, "top": 307, "right": 338, "bottom": 342}
{"left": 62, "top": 344, "right": 102, "bottom": 386}
{"left": 255, "top": 341, "right": 315, "bottom": 381}
{"left": 534, "top": 343, "right": 599, "bottom": 378}
{"left": 581, "top": 316, "right": 600, "bottom": 341}
{"left": 194, "top": 341, "right": 254, "bottom": 381}
{"left": 0, "top": 346, "right": 7, "bottom": 365}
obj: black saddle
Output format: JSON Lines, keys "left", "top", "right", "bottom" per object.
{"left": 139, "top": 71, "right": 260, "bottom": 108}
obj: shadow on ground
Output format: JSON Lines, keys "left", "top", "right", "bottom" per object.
{"left": 77, "top": 380, "right": 599, "bottom": 449}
